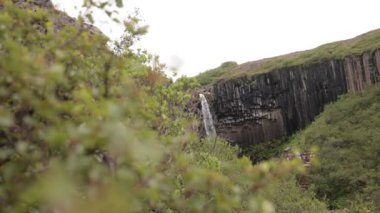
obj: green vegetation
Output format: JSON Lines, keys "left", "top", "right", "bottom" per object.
{"left": 196, "top": 29, "right": 380, "bottom": 85}
{"left": 291, "top": 84, "right": 380, "bottom": 211}
{"left": 3, "top": 1, "right": 378, "bottom": 212}
{"left": 259, "top": 175, "right": 328, "bottom": 213}
{"left": 0, "top": 1, "right": 323, "bottom": 212}
{"left": 241, "top": 138, "right": 288, "bottom": 164}
{"left": 195, "top": 61, "right": 238, "bottom": 86}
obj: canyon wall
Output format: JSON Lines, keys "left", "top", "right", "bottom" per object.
{"left": 211, "top": 50, "right": 380, "bottom": 147}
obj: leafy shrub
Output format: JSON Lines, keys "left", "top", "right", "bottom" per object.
{"left": 259, "top": 175, "right": 328, "bottom": 213}
{"left": 0, "top": 1, "right": 307, "bottom": 212}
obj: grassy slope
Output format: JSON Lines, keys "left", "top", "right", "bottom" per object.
{"left": 195, "top": 61, "right": 238, "bottom": 86}
{"left": 196, "top": 29, "right": 380, "bottom": 86}
{"left": 290, "top": 84, "right": 380, "bottom": 210}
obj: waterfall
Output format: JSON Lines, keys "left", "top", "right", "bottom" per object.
{"left": 199, "top": 94, "right": 216, "bottom": 137}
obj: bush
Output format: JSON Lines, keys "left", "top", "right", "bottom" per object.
{"left": 0, "top": 1, "right": 306, "bottom": 212}
{"left": 259, "top": 175, "right": 328, "bottom": 213}
{"left": 241, "top": 138, "right": 288, "bottom": 164}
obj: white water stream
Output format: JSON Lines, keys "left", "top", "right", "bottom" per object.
{"left": 199, "top": 94, "right": 216, "bottom": 137}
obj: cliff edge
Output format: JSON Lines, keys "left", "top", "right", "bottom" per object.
{"left": 198, "top": 30, "right": 380, "bottom": 147}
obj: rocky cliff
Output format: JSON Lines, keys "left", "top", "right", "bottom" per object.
{"left": 210, "top": 50, "right": 380, "bottom": 147}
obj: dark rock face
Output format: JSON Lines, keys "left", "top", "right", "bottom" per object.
{"left": 211, "top": 50, "right": 380, "bottom": 147}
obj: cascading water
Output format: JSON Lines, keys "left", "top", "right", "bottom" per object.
{"left": 199, "top": 94, "right": 216, "bottom": 137}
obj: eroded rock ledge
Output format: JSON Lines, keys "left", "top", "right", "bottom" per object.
{"left": 211, "top": 50, "right": 380, "bottom": 147}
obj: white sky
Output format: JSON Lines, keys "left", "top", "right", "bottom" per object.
{"left": 52, "top": 0, "right": 380, "bottom": 77}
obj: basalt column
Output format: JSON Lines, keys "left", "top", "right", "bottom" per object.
{"left": 211, "top": 50, "right": 380, "bottom": 147}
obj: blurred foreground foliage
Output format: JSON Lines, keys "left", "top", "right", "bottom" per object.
{"left": 0, "top": 1, "right": 326, "bottom": 212}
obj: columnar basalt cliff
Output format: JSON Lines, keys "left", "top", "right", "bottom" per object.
{"left": 211, "top": 50, "right": 380, "bottom": 147}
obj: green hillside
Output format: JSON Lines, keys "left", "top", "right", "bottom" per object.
{"left": 196, "top": 29, "right": 380, "bottom": 86}
{"left": 290, "top": 84, "right": 380, "bottom": 211}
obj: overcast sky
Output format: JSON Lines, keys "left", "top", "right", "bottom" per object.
{"left": 52, "top": 0, "right": 380, "bottom": 77}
